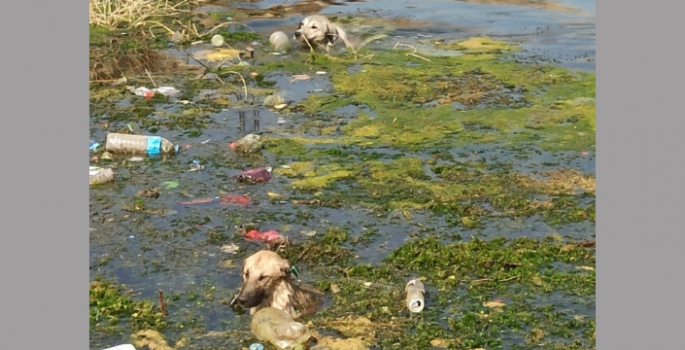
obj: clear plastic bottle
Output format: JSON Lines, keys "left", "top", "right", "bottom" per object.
{"left": 405, "top": 279, "right": 426, "bottom": 313}
{"left": 105, "top": 133, "right": 176, "bottom": 156}
{"left": 250, "top": 307, "right": 313, "bottom": 350}
{"left": 90, "top": 167, "right": 114, "bottom": 185}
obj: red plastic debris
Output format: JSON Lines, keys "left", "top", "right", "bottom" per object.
{"left": 232, "top": 167, "right": 272, "bottom": 184}
{"left": 244, "top": 229, "right": 283, "bottom": 243}
{"left": 219, "top": 194, "right": 251, "bottom": 207}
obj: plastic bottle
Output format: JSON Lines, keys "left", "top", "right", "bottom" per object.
{"left": 405, "top": 279, "right": 426, "bottom": 313}
{"left": 250, "top": 307, "right": 313, "bottom": 350}
{"left": 101, "top": 344, "right": 136, "bottom": 350}
{"left": 105, "top": 133, "right": 176, "bottom": 156}
{"left": 233, "top": 133, "right": 263, "bottom": 153}
{"left": 270, "top": 31, "right": 291, "bottom": 52}
{"left": 90, "top": 167, "right": 114, "bottom": 185}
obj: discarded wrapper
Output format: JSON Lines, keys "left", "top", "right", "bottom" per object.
{"left": 405, "top": 279, "right": 426, "bottom": 313}
{"left": 101, "top": 344, "right": 137, "bottom": 350}
{"left": 233, "top": 167, "right": 272, "bottom": 184}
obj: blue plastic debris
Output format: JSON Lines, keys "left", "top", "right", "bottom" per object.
{"left": 90, "top": 140, "right": 100, "bottom": 151}
{"left": 129, "top": 235, "right": 135, "bottom": 239}
{"left": 249, "top": 343, "right": 264, "bottom": 350}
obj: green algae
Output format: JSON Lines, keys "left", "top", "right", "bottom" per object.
{"left": 90, "top": 279, "right": 169, "bottom": 332}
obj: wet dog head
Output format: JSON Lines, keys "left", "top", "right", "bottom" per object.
{"left": 293, "top": 15, "right": 342, "bottom": 46}
{"left": 229, "top": 250, "right": 292, "bottom": 309}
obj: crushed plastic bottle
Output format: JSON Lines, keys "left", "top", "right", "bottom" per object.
{"left": 405, "top": 279, "right": 426, "bottom": 313}
{"left": 250, "top": 307, "right": 313, "bottom": 350}
{"left": 90, "top": 166, "right": 114, "bottom": 186}
{"left": 105, "top": 133, "right": 176, "bottom": 156}
{"left": 231, "top": 133, "right": 263, "bottom": 153}
{"left": 153, "top": 86, "right": 180, "bottom": 97}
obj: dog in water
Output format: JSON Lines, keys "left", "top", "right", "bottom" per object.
{"left": 293, "top": 15, "right": 349, "bottom": 52}
{"left": 230, "top": 250, "right": 324, "bottom": 320}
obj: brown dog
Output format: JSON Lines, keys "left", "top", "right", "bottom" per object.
{"left": 230, "top": 250, "right": 324, "bottom": 320}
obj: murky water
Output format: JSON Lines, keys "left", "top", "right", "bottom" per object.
{"left": 233, "top": 0, "right": 595, "bottom": 70}
{"left": 90, "top": 1, "right": 595, "bottom": 349}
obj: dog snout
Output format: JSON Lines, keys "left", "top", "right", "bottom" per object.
{"left": 231, "top": 287, "right": 264, "bottom": 308}
{"left": 293, "top": 31, "right": 302, "bottom": 40}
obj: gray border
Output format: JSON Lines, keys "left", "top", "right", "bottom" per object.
{"left": 597, "top": 0, "right": 684, "bottom": 348}
{"left": 0, "top": 0, "right": 87, "bottom": 348}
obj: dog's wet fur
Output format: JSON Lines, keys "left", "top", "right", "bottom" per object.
{"left": 230, "top": 250, "right": 324, "bottom": 320}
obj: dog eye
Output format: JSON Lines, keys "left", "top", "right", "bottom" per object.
{"left": 258, "top": 274, "right": 265, "bottom": 281}
{"left": 244, "top": 271, "right": 249, "bottom": 278}
{"left": 311, "top": 25, "right": 317, "bottom": 29}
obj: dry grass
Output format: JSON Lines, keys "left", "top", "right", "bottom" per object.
{"left": 89, "top": 0, "right": 202, "bottom": 30}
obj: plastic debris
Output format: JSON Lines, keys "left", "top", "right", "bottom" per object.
{"left": 101, "top": 344, "right": 137, "bottom": 350}
{"left": 290, "top": 74, "right": 311, "bottom": 82}
{"left": 245, "top": 229, "right": 284, "bottom": 244}
{"left": 405, "top": 279, "right": 426, "bottom": 313}
{"left": 233, "top": 167, "right": 272, "bottom": 184}
{"left": 105, "top": 133, "right": 176, "bottom": 156}
{"left": 249, "top": 343, "right": 265, "bottom": 350}
{"left": 130, "top": 156, "right": 144, "bottom": 162}
{"left": 269, "top": 31, "right": 291, "bottom": 52}
{"left": 315, "top": 71, "right": 326, "bottom": 75}
{"left": 90, "top": 166, "right": 114, "bottom": 186}
{"left": 231, "top": 133, "right": 264, "bottom": 153}
{"left": 211, "top": 34, "right": 225, "bottom": 47}
{"left": 178, "top": 198, "right": 214, "bottom": 205}
{"left": 129, "top": 86, "right": 179, "bottom": 98}
{"left": 264, "top": 94, "right": 286, "bottom": 107}
{"left": 133, "top": 87, "right": 155, "bottom": 98}
{"left": 189, "top": 159, "right": 205, "bottom": 172}
{"left": 274, "top": 103, "right": 288, "bottom": 110}
{"left": 153, "top": 86, "right": 180, "bottom": 97}
{"left": 220, "top": 243, "right": 240, "bottom": 254}
{"left": 90, "top": 140, "right": 100, "bottom": 151}
{"left": 219, "top": 194, "right": 251, "bottom": 207}
{"left": 250, "top": 307, "right": 313, "bottom": 350}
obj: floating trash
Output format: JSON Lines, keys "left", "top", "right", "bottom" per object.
{"left": 105, "top": 133, "right": 176, "bottom": 156}
{"left": 153, "top": 86, "right": 180, "bottom": 97}
{"left": 220, "top": 243, "right": 240, "bottom": 254}
{"left": 244, "top": 229, "right": 285, "bottom": 244}
{"left": 211, "top": 34, "right": 225, "bottom": 47}
{"left": 231, "top": 134, "right": 263, "bottom": 153}
{"left": 405, "top": 279, "right": 426, "bottom": 313}
{"left": 316, "top": 71, "right": 327, "bottom": 75}
{"left": 233, "top": 167, "right": 272, "bottom": 184}
{"left": 189, "top": 159, "right": 205, "bottom": 172}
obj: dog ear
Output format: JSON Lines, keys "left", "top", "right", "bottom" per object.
{"left": 326, "top": 27, "right": 339, "bottom": 45}
{"left": 297, "top": 20, "right": 304, "bottom": 29}
{"left": 278, "top": 258, "right": 292, "bottom": 276}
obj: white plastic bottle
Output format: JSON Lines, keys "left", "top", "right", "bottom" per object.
{"left": 405, "top": 279, "right": 426, "bottom": 313}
